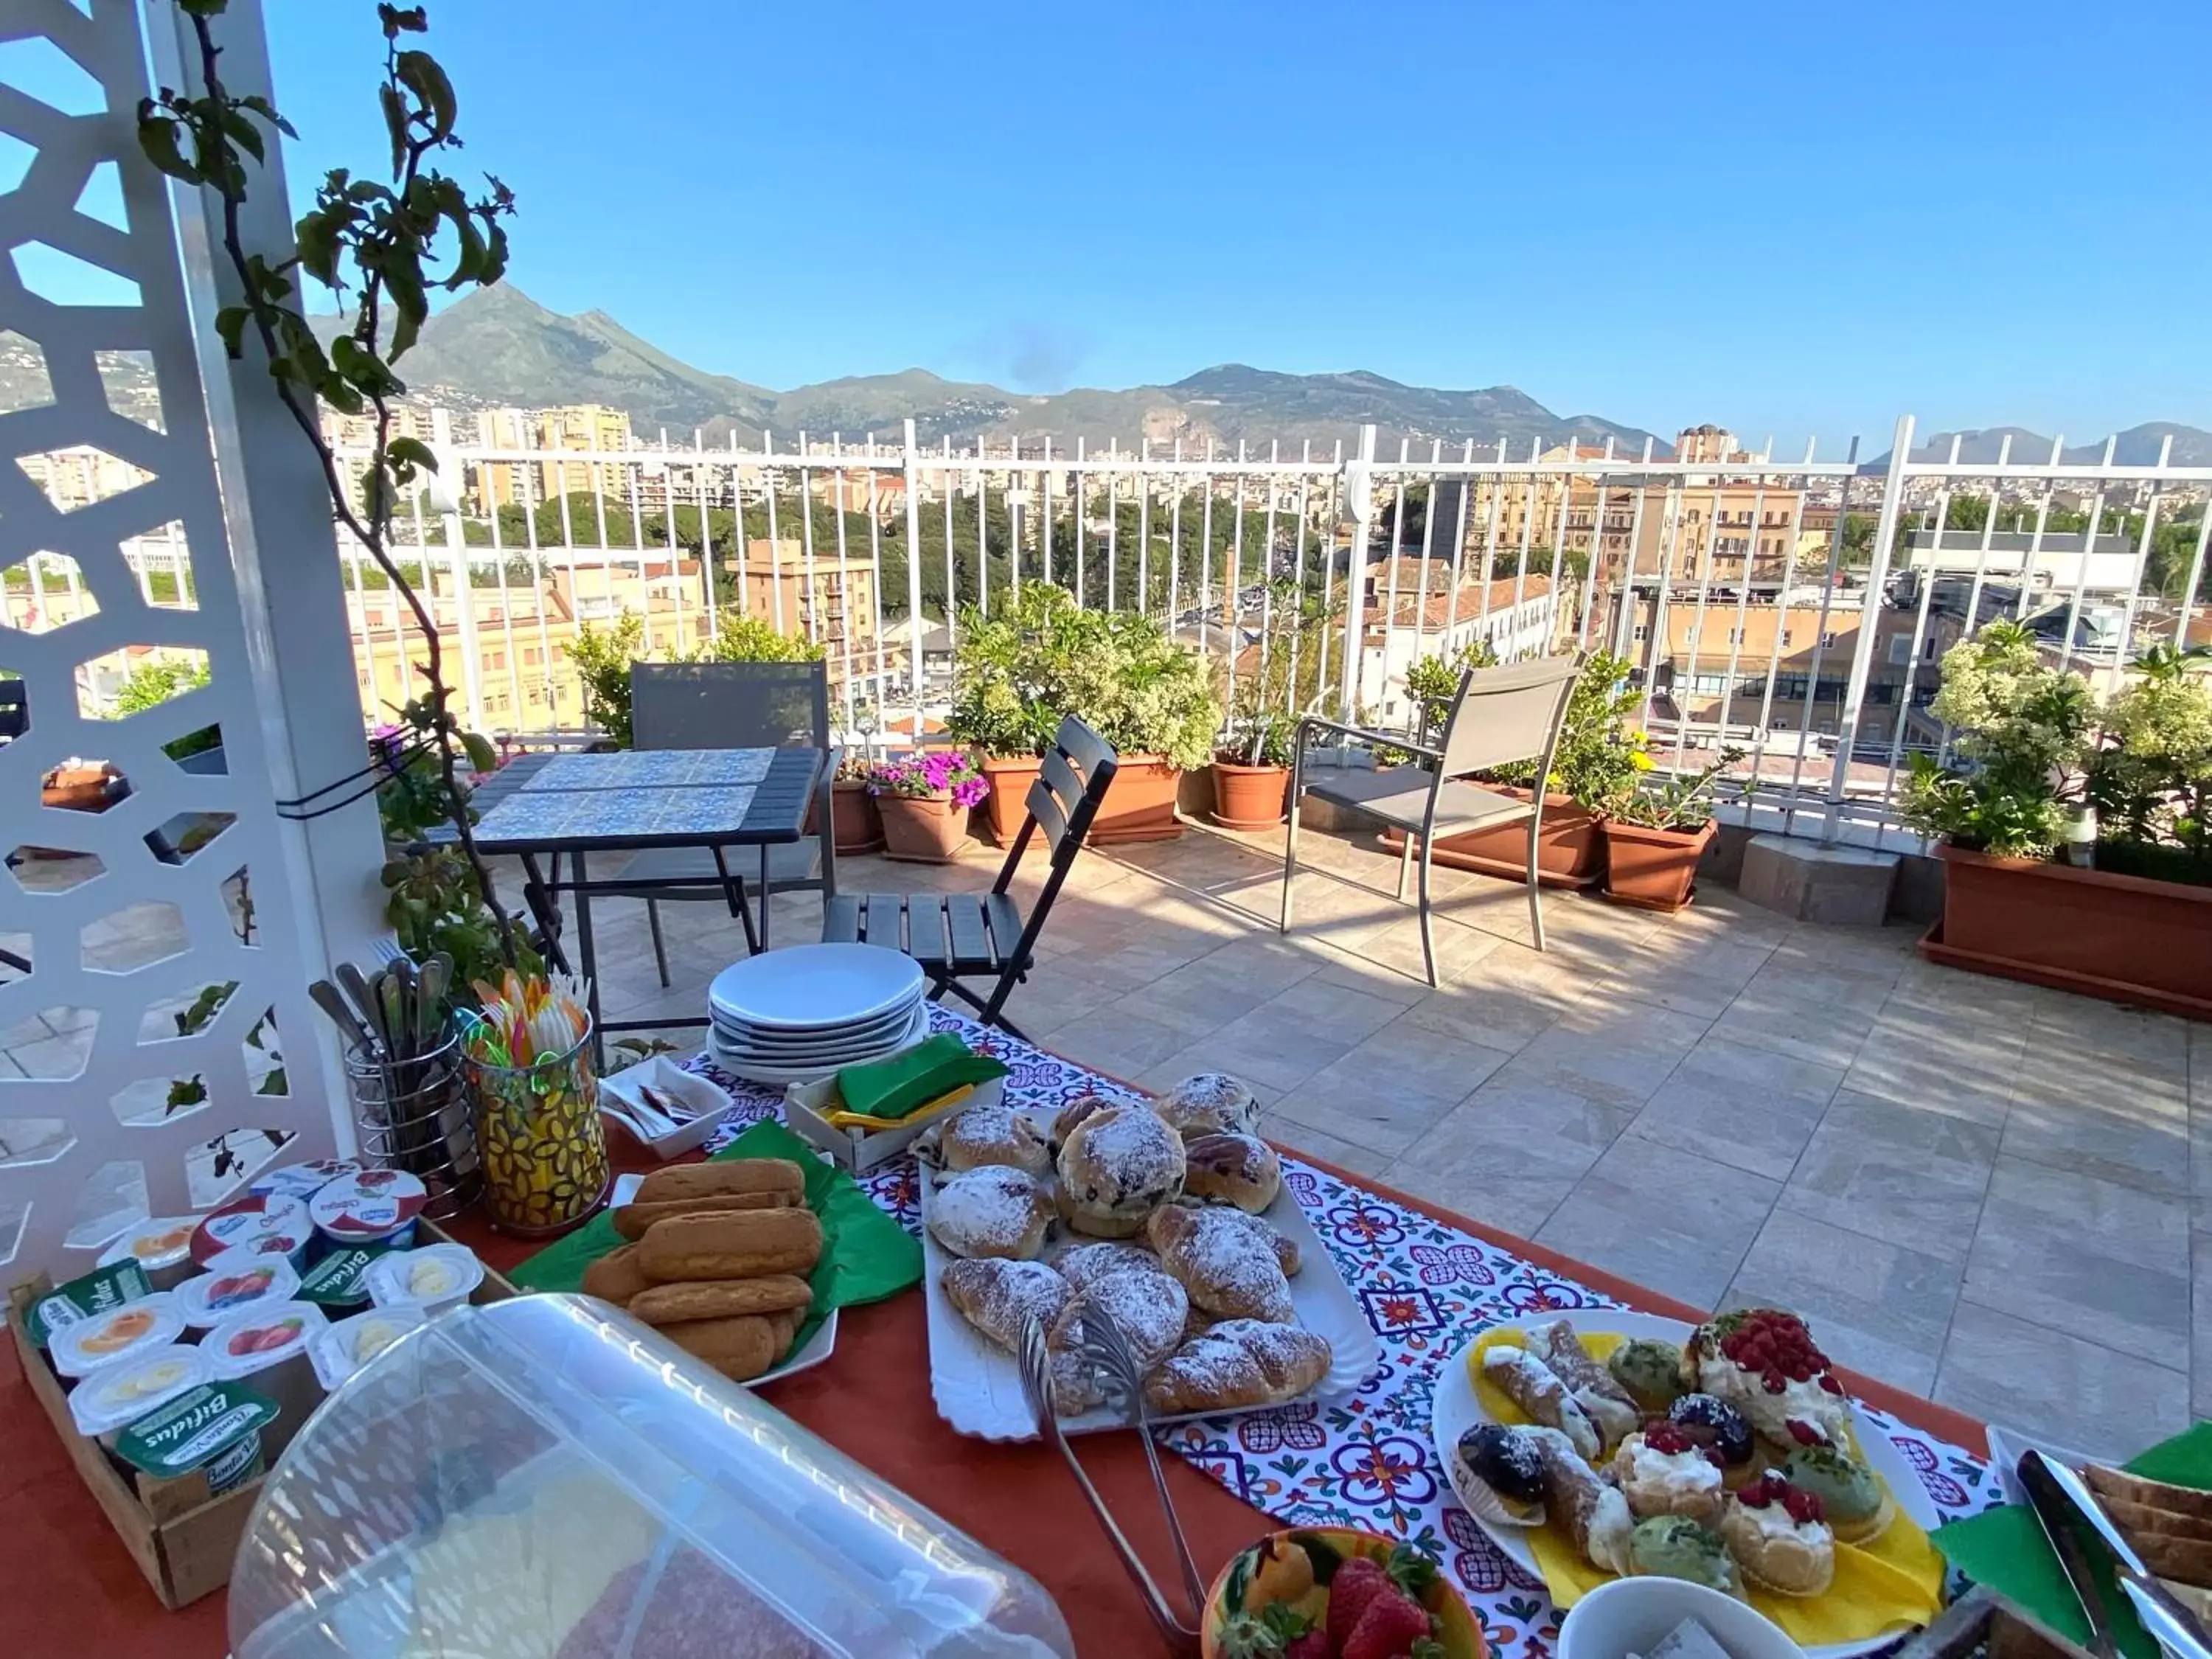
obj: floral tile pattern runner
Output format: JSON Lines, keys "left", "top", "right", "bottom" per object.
{"left": 687, "top": 1004, "right": 1998, "bottom": 1657}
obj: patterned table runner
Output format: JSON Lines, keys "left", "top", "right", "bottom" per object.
{"left": 686, "top": 1004, "right": 1999, "bottom": 1657}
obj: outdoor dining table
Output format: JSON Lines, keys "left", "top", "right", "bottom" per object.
{"left": 0, "top": 1007, "right": 2000, "bottom": 1659}
{"left": 439, "top": 745, "right": 828, "bottom": 1060}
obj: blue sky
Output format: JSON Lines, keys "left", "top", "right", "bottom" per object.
{"left": 246, "top": 1, "right": 2208, "bottom": 449}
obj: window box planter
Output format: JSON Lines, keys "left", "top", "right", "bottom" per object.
{"left": 876, "top": 793, "right": 970, "bottom": 863}
{"left": 977, "top": 751, "right": 1182, "bottom": 844}
{"left": 1377, "top": 788, "right": 1603, "bottom": 888}
{"left": 1209, "top": 754, "right": 1290, "bottom": 831}
{"left": 1599, "top": 817, "right": 1717, "bottom": 911}
{"left": 1920, "top": 844, "right": 2212, "bottom": 1020}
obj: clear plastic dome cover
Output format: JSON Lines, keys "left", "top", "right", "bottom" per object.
{"left": 229, "top": 1294, "right": 1075, "bottom": 1658}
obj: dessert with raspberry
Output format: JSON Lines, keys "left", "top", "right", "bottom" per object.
{"left": 1683, "top": 1307, "right": 1852, "bottom": 1455}
{"left": 1721, "top": 1472, "right": 1836, "bottom": 1596}
{"left": 1610, "top": 1421, "right": 1727, "bottom": 1526}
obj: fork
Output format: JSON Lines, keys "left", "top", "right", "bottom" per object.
{"left": 1017, "top": 1297, "right": 1203, "bottom": 1652}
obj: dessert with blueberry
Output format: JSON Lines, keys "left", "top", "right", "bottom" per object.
{"left": 1667, "top": 1392, "right": 1758, "bottom": 1488}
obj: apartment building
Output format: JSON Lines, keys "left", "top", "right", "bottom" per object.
{"left": 470, "top": 403, "right": 636, "bottom": 507}
{"left": 1353, "top": 568, "right": 1560, "bottom": 726}
{"left": 727, "top": 539, "right": 879, "bottom": 661}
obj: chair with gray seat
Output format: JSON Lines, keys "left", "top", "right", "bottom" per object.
{"left": 1281, "top": 653, "right": 1582, "bottom": 986}
{"left": 606, "top": 660, "right": 837, "bottom": 984}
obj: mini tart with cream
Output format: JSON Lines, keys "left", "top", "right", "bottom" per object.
{"left": 1683, "top": 1307, "right": 1852, "bottom": 1453}
{"left": 1721, "top": 1473, "right": 1836, "bottom": 1597}
{"left": 1627, "top": 1514, "right": 1741, "bottom": 1597}
{"left": 1610, "top": 1422, "right": 1728, "bottom": 1526}
{"left": 1782, "top": 1443, "right": 1895, "bottom": 1543}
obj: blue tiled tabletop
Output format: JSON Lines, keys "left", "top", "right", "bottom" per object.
{"left": 460, "top": 745, "right": 821, "bottom": 853}
{"left": 519, "top": 749, "right": 776, "bottom": 790}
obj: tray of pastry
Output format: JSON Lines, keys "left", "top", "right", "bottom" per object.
{"left": 913, "top": 1072, "right": 1381, "bottom": 1441}
{"left": 1432, "top": 1307, "right": 1944, "bottom": 1659}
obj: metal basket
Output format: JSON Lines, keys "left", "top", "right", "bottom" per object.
{"left": 345, "top": 1028, "right": 481, "bottom": 1220}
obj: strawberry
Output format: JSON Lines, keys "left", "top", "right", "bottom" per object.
{"left": 1326, "top": 1557, "right": 1391, "bottom": 1655}
{"left": 1342, "top": 1586, "right": 1435, "bottom": 1659}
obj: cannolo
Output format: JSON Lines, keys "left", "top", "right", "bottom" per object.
{"left": 1482, "top": 1344, "right": 1601, "bottom": 1460}
{"left": 1531, "top": 1425, "right": 1632, "bottom": 1573}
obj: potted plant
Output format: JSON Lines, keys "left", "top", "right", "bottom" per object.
{"left": 868, "top": 751, "right": 990, "bottom": 863}
{"left": 826, "top": 754, "right": 884, "bottom": 854}
{"left": 1384, "top": 650, "right": 1641, "bottom": 888}
{"left": 947, "top": 583, "right": 1218, "bottom": 844}
{"left": 1211, "top": 580, "right": 1334, "bottom": 831}
{"left": 1906, "top": 623, "right": 2212, "bottom": 1018}
{"left": 1599, "top": 747, "right": 1744, "bottom": 911}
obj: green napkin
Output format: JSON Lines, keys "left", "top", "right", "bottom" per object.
{"left": 835, "top": 1031, "right": 1008, "bottom": 1122}
{"left": 508, "top": 1117, "right": 922, "bottom": 1358}
{"left": 1933, "top": 1422, "right": 2212, "bottom": 1659}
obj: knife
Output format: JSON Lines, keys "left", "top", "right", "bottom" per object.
{"left": 2029, "top": 1453, "right": 2212, "bottom": 1659}
{"left": 2019, "top": 1452, "right": 2121, "bottom": 1659}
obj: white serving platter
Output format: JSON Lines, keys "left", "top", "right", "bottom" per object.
{"left": 917, "top": 1105, "right": 1381, "bottom": 1441}
{"left": 709, "top": 1003, "right": 931, "bottom": 1086}
{"left": 605, "top": 1172, "right": 837, "bottom": 1386}
{"left": 707, "top": 943, "right": 922, "bottom": 1030}
{"left": 1430, "top": 1308, "right": 1940, "bottom": 1659}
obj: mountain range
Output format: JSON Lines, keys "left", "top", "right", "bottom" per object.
{"left": 1887, "top": 425, "right": 2212, "bottom": 467}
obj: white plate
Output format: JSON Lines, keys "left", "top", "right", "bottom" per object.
{"left": 606, "top": 1172, "right": 837, "bottom": 1385}
{"left": 1429, "top": 1309, "right": 1941, "bottom": 1659}
{"left": 710, "top": 1003, "right": 932, "bottom": 1085}
{"left": 708, "top": 944, "right": 924, "bottom": 1031}
{"left": 917, "top": 1111, "right": 1382, "bottom": 1441}
{"left": 711, "top": 998, "right": 923, "bottom": 1058}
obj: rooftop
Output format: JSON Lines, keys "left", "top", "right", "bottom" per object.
{"left": 570, "top": 814, "right": 2202, "bottom": 1462}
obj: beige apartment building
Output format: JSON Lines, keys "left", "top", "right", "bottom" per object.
{"left": 470, "top": 403, "right": 636, "bottom": 507}
{"left": 728, "top": 539, "right": 879, "bottom": 660}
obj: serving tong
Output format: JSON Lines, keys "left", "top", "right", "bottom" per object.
{"left": 1018, "top": 1297, "right": 1204, "bottom": 1655}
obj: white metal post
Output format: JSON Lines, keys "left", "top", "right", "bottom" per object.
{"left": 1338, "top": 424, "right": 1377, "bottom": 719}
{"left": 1822, "top": 414, "right": 1916, "bottom": 840}
{"left": 902, "top": 420, "right": 926, "bottom": 738}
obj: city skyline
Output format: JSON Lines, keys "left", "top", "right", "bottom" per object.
{"left": 250, "top": 1, "right": 2212, "bottom": 455}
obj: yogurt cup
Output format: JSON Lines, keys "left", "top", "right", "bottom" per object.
{"left": 97, "top": 1217, "right": 201, "bottom": 1290}
{"left": 309, "top": 1167, "right": 426, "bottom": 1248}
{"left": 189, "top": 1193, "right": 313, "bottom": 1269}
{"left": 113, "top": 1380, "right": 279, "bottom": 1497}
{"left": 173, "top": 1256, "right": 301, "bottom": 1329}
{"left": 51, "top": 1292, "right": 185, "bottom": 1379}
{"left": 364, "top": 1244, "right": 484, "bottom": 1318}
{"left": 198, "top": 1301, "right": 328, "bottom": 1453}
{"left": 294, "top": 1242, "right": 393, "bottom": 1312}
{"left": 27, "top": 1259, "right": 153, "bottom": 1349}
{"left": 246, "top": 1158, "right": 363, "bottom": 1206}
{"left": 67, "top": 1344, "right": 211, "bottom": 1443}
{"left": 309, "top": 1307, "right": 428, "bottom": 1391}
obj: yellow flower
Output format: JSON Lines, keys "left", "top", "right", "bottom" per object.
{"left": 1630, "top": 749, "right": 1655, "bottom": 771}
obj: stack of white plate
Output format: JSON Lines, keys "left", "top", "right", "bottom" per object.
{"left": 706, "top": 943, "right": 929, "bottom": 1085}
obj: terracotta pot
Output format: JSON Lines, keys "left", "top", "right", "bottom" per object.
{"left": 1599, "top": 817, "right": 1717, "bottom": 911}
{"left": 41, "top": 764, "right": 119, "bottom": 813}
{"left": 876, "top": 792, "right": 970, "bottom": 863}
{"left": 1209, "top": 754, "right": 1290, "bottom": 831}
{"left": 1921, "top": 844, "right": 2212, "bottom": 1020}
{"left": 1377, "top": 787, "right": 1603, "bottom": 888}
{"left": 978, "top": 751, "right": 1185, "bottom": 844}
{"left": 827, "top": 777, "right": 883, "bottom": 855}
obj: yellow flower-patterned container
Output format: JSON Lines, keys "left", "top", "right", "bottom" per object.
{"left": 463, "top": 1020, "right": 612, "bottom": 1236}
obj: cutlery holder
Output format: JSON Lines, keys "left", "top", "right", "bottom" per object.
{"left": 345, "top": 1031, "right": 480, "bottom": 1220}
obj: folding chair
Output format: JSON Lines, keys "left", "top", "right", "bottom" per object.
{"left": 821, "top": 716, "right": 1116, "bottom": 1040}
{"left": 605, "top": 660, "right": 837, "bottom": 983}
{"left": 1282, "top": 653, "right": 1582, "bottom": 986}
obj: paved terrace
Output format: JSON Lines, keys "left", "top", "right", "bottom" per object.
{"left": 7, "top": 818, "right": 2197, "bottom": 1460}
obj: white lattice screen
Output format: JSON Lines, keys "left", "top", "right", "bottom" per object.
{"left": 0, "top": 0, "right": 334, "bottom": 1277}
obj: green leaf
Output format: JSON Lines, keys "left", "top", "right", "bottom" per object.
{"left": 461, "top": 731, "right": 498, "bottom": 773}
{"left": 378, "top": 82, "right": 407, "bottom": 177}
{"left": 213, "top": 305, "right": 249, "bottom": 359}
{"left": 136, "top": 114, "right": 201, "bottom": 184}
{"left": 218, "top": 105, "right": 265, "bottom": 164}
{"left": 387, "top": 435, "right": 438, "bottom": 474}
{"left": 1385, "top": 1542, "right": 1440, "bottom": 1599}
{"left": 395, "top": 50, "right": 456, "bottom": 142}
{"left": 237, "top": 93, "right": 296, "bottom": 139}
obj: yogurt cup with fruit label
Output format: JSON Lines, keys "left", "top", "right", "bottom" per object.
{"left": 51, "top": 1292, "right": 186, "bottom": 1379}
{"left": 308, "top": 1307, "right": 428, "bottom": 1390}
{"left": 97, "top": 1217, "right": 201, "bottom": 1290}
{"left": 173, "top": 1256, "right": 301, "bottom": 1329}
{"left": 27, "top": 1259, "right": 152, "bottom": 1349}
{"left": 246, "top": 1158, "right": 363, "bottom": 1206}
{"left": 309, "top": 1167, "right": 426, "bottom": 1248}
{"left": 199, "top": 1300, "right": 327, "bottom": 1379}
{"left": 67, "top": 1344, "right": 212, "bottom": 1443}
{"left": 189, "top": 1193, "right": 313, "bottom": 1269}
{"left": 364, "top": 1244, "right": 484, "bottom": 1318}
{"left": 294, "top": 1242, "right": 392, "bottom": 1312}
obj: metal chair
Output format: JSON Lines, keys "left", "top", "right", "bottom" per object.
{"left": 608, "top": 660, "right": 838, "bottom": 984}
{"left": 821, "top": 716, "right": 1117, "bottom": 1040}
{"left": 1282, "top": 653, "right": 1583, "bottom": 986}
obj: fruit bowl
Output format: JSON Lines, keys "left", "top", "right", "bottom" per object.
{"left": 1202, "top": 1526, "right": 1486, "bottom": 1659}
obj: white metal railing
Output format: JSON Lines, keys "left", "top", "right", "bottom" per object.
{"left": 131, "top": 413, "right": 2203, "bottom": 849}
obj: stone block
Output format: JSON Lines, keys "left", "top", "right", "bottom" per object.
{"left": 1739, "top": 833, "right": 1899, "bottom": 925}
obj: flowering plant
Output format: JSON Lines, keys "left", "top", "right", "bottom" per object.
{"left": 868, "top": 750, "right": 992, "bottom": 808}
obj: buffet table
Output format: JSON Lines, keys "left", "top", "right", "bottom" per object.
{"left": 0, "top": 1007, "right": 2000, "bottom": 1658}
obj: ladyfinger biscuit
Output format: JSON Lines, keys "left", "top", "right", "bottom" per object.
{"left": 580, "top": 1242, "right": 651, "bottom": 1305}
{"left": 663, "top": 1314, "right": 778, "bottom": 1382}
{"left": 611, "top": 1192, "right": 788, "bottom": 1240}
{"left": 638, "top": 1207, "right": 824, "bottom": 1282}
{"left": 636, "top": 1158, "right": 804, "bottom": 1207}
{"left": 627, "top": 1275, "right": 813, "bottom": 1325}
{"left": 769, "top": 1309, "right": 799, "bottom": 1362}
